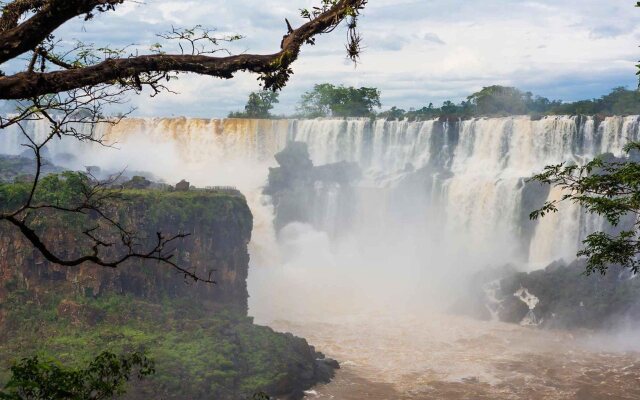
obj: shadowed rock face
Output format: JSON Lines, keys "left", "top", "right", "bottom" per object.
{"left": 0, "top": 189, "right": 253, "bottom": 312}
{"left": 264, "top": 141, "right": 361, "bottom": 233}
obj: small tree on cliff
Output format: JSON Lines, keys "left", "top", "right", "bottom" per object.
{"left": 0, "top": 0, "right": 367, "bottom": 277}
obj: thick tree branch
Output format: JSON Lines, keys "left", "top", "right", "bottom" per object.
{"left": 0, "top": 0, "right": 124, "bottom": 64}
{"left": 0, "top": 0, "right": 45, "bottom": 32}
{"left": 0, "top": 0, "right": 365, "bottom": 99}
{"left": 0, "top": 0, "right": 365, "bottom": 276}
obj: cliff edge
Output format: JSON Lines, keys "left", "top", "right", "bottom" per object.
{"left": 0, "top": 182, "right": 336, "bottom": 399}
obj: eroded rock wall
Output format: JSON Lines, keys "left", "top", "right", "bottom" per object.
{"left": 0, "top": 190, "right": 252, "bottom": 313}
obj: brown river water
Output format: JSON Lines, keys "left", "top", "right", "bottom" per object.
{"left": 265, "top": 313, "right": 640, "bottom": 399}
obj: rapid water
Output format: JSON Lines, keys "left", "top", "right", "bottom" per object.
{"left": 271, "top": 312, "right": 640, "bottom": 399}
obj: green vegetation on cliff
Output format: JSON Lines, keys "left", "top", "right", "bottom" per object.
{"left": 0, "top": 172, "right": 252, "bottom": 231}
{"left": 0, "top": 351, "right": 154, "bottom": 400}
{"left": 0, "top": 289, "right": 319, "bottom": 400}
{"left": 0, "top": 176, "right": 333, "bottom": 399}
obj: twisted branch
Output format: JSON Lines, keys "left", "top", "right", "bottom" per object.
{"left": 0, "top": 0, "right": 366, "bottom": 98}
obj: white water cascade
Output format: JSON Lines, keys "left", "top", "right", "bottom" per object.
{"left": 2, "top": 115, "right": 639, "bottom": 312}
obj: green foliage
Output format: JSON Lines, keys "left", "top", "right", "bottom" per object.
{"left": 396, "top": 103, "right": 437, "bottom": 120}
{"left": 223, "top": 85, "right": 639, "bottom": 121}
{"left": 601, "top": 87, "right": 640, "bottom": 114}
{"left": 530, "top": 143, "right": 640, "bottom": 275}
{"left": 297, "top": 83, "right": 381, "bottom": 118}
{"left": 0, "top": 175, "right": 252, "bottom": 253}
{"left": 0, "top": 181, "right": 30, "bottom": 212}
{"left": 0, "top": 351, "right": 154, "bottom": 400}
{"left": 34, "top": 173, "right": 92, "bottom": 208}
{"left": 550, "top": 99, "right": 600, "bottom": 115}
{"left": 551, "top": 87, "right": 640, "bottom": 116}
{"left": 0, "top": 171, "right": 91, "bottom": 213}
{"left": 466, "top": 85, "right": 528, "bottom": 115}
{"left": 380, "top": 86, "right": 538, "bottom": 120}
{"left": 376, "top": 106, "right": 406, "bottom": 120}
{"left": 300, "top": 0, "right": 340, "bottom": 20}
{"left": 298, "top": 0, "right": 365, "bottom": 64}
{"left": 0, "top": 291, "right": 310, "bottom": 400}
{"left": 120, "top": 188, "right": 253, "bottom": 238}
{"left": 380, "top": 86, "right": 640, "bottom": 121}
{"left": 229, "top": 91, "right": 280, "bottom": 119}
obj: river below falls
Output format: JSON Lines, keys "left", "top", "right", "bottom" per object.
{"left": 262, "top": 313, "right": 640, "bottom": 399}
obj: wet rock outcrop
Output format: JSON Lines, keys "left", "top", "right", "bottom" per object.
{"left": 456, "top": 260, "right": 640, "bottom": 330}
{"left": 264, "top": 141, "right": 361, "bottom": 233}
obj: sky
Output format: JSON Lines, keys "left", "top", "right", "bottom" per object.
{"left": 4, "top": 0, "right": 640, "bottom": 117}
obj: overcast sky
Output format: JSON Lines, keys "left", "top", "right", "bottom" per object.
{"left": 6, "top": 0, "right": 640, "bottom": 117}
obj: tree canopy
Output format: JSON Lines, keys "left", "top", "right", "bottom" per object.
{"left": 551, "top": 87, "right": 640, "bottom": 116}
{"left": 530, "top": 144, "right": 640, "bottom": 275}
{"left": 378, "top": 86, "right": 640, "bottom": 120}
{"left": 0, "top": 351, "right": 154, "bottom": 400}
{"left": 297, "top": 83, "right": 381, "bottom": 118}
{"left": 467, "top": 85, "right": 529, "bottom": 115}
{"left": 527, "top": 3, "right": 640, "bottom": 277}
{"left": 229, "top": 91, "right": 280, "bottom": 119}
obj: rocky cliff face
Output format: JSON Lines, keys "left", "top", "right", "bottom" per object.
{"left": 0, "top": 189, "right": 253, "bottom": 313}
{"left": 0, "top": 186, "right": 336, "bottom": 400}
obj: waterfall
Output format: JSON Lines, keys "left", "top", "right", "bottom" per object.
{"left": 2, "top": 115, "right": 639, "bottom": 273}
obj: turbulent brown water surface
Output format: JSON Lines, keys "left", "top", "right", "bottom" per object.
{"left": 265, "top": 313, "right": 640, "bottom": 399}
